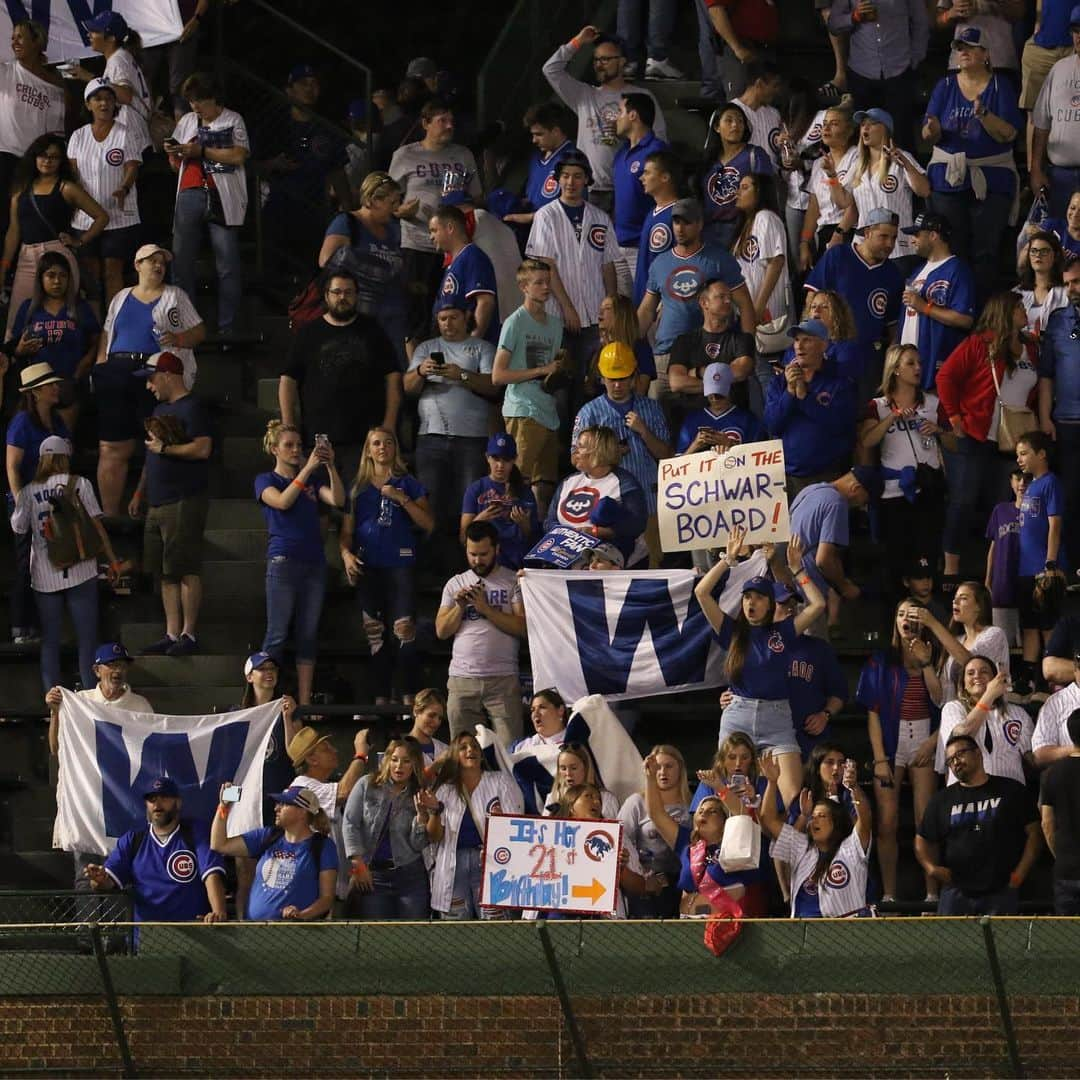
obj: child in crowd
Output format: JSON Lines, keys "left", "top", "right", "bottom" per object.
{"left": 984, "top": 468, "right": 1026, "bottom": 649}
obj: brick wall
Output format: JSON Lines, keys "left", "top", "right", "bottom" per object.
{"left": 1, "top": 993, "right": 1076, "bottom": 1077}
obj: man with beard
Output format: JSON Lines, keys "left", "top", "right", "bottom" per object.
{"left": 435, "top": 520, "right": 527, "bottom": 744}
{"left": 84, "top": 776, "right": 227, "bottom": 923}
{"left": 279, "top": 270, "right": 402, "bottom": 484}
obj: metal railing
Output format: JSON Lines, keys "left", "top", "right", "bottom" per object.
{"left": 3, "top": 916, "right": 1080, "bottom": 1076}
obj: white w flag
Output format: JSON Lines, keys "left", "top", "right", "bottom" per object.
{"left": 520, "top": 553, "right": 765, "bottom": 703}
{"left": 1, "top": 1, "right": 183, "bottom": 63}
{"left": 54, "top": 689, "right": 279, "bottom": 854}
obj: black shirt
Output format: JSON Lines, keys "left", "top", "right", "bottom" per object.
{"left": 1040, "top": 756, "right": 1080, "bottom": 879}
{"left": 1045, "top": 615, "right": 1080, "bottom": 661}
{"left": 145, "top": 394, "right": 213, "bottom": 506}
{"left": 284, "top": 315, "right": 398, "bottom": 446}
{"left": 668, "top": 325, "right": 756, "bottom": 410}
{"left": 919, "top": 775, "right": 1037, "bottom": 896}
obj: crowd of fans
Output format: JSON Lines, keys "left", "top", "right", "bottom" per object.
{"left": 3, "top": 1, "right": 1080, "bottom": 922}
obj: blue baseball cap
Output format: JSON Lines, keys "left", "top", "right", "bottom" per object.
{"left": 788, "top": 318, "right": 830, "bottom": 342}
{"left": 1071, "top": 4, "right": 1080, "bottom": 27}
{"left": 851, "top": 465, "right": 885, "bottom": 501}
{"left": 269, "top": 786, "right": 321, "bottom": 813}
{"left": 85, "top": 11, "right": 128, "bottom": 37}
{"left": 94, "top": 642, "right": 131, "bottom": 665}
{"left": 952, "top": 26, "right": 986, "bottom": 48}
{"left": 486, "top": 432, "right": 518, "bottom": 458}
{"left": 852, "top": 107, "right": 894, "bottom": 133}
{"left": 244, "top": 651, "right": 277, "bottom": 676}
{"left": 287, "top": 64, "right": 318, "bottom": 85}
{"left": 143, "top": 776, "right": 180, "bottom": 800}
{"left": 773, "top": 581, "right": 797, "bottom": 604}
{"left": 439, "top": 190, "right": 472, "bottom": 207}
{"left": 433, "top": 295, "right": 468, "bottom": 314}
{"left": 858, "top": 207, "right": 901, "bottom": 232}
{"left": 742, "top": 575, "right": 775, "bottom": 596}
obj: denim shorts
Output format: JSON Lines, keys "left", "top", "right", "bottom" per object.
{"left": 719, "top": 695, "right": 800, "bottom": 756}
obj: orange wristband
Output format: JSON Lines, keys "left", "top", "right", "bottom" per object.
{"left": 975, "top": 700, "right": 991, "bottom": 712}
{"left": 291, "top": 478, "right": 305, "bottom": 489}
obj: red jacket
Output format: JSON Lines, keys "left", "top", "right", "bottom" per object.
{"left": 934, "top": 331, "right": 1037, "bottom": 442}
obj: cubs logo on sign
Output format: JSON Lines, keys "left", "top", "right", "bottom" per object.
{"left": 867, "top": 289, "right": 889, "bottom": 318}
{"left": 1003, "top": 718, "right": 1022, "bottom": 746}
{"left": 741, "top": 236, "right": 760, "bottom": 261}
{"left": 105, "top": 147, "right": 125, "bottom": 167}
{"left": 588, "top": 224, "right": 607, "bottom": 251}
{"left": 925, "top": 279, "right": 951, "bottom": 307}
{"left": 667, "top": 267, "right": 701, "bottom": 301}
{"left": 542, "top": 173, "right": 559, "bottom": 198}
{"left": 767, "top": 631, "right": 786, "bottom": 654}
{"left": 167, "top": 849, "right": 197, "bottom": 884}
{"left": 880, "top": 173, "right": 899, "bottom": 194}
{"left": 584, "top": 830, "right": 615, "bottom": 861}
{"left": 707, "top": 166, "right": 741, "bottom": 207}
{"left": 825, "top": 861, "right": 850, "bottom": 889}
{"left": 441, "top": 272, "right": 459, "bottom": 295}
{"left": 561, "top": 486, "right": 599, "bottom": 524}
{"left": 493, "top": 846, "right": 512, "bottom": 865}
{"left": 649, "top": 224, "right": 671, "bottom": 252}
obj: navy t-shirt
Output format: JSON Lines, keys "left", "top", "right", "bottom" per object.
{"left": 717, "top": 615, "right": 797, "bottom": 700}
{"left": 5, "top": 411, "right": 70, "bottom": 488}
{"left": 255, "top": 470, "right": 328, "bottom": 564}
{"left": 12, "top": 299, "right": 99, "bottom": 380}
{"left": 349, "top": 474, "right": 426, "bottom": 567}
{"left": 461, "top": 477, "right": 539, "bottom": 570}
{"left": 144, "top": 394, "right": 213, "bottom": 506}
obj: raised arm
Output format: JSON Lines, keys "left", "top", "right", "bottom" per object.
{"left": 642, "top": 753, "right": 681, "bottom": 849}
{"left": 693, "top": 526, "right": 745, "bottom": 633}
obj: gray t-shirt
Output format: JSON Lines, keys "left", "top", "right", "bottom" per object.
{"left": 1033, "top": 54, "right": 1080, "bottom": 167}
{"left": 409, "top": 336, "right": 495, "bottom": 438}
{"left": 388, "top": 141, "right": 482, "bottom": 252}
{"left": 441, "top": 566, "right": 523, "bottom": 678}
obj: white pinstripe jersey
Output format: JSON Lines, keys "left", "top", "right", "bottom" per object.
{"left": 773, "top": 822, "right": 871, "bottom": 916}
{"left": 104, "top": 49, "right": 151, "bottom": 151}
{"left": 936, "top": 701, "right": 1033, "bottom": 785}
{"left": 842, "top": 154, "right": 926, "bottom": 259}
{"left": 10, "top": 474, "right": 102, "bottom": 593}
{"left": 734, "top": 99, "right": 782, "bottom": 168}
{"left": 1033, "top": 682, "right": 1080, "bottom": 753}
{"left": 68, "top": 121, "right": 142, "bottom": 231}
{"left": 526, "top": 199, "right": 620, "bottom": 325}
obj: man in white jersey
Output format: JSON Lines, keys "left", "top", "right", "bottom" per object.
{"left": 733, "top": 59, "right": 784, "bottom": 168}
{"left": 435, "top": 520, "right": 527, "bottom": 745}
{"left": 543, "top": 25, "right": 667, "bottom": 212}
{"left": 389, "top": 98, "right": 482, "bottom": 344}
{"left": 1032, "top": 652, "right": 1080, "bottom": 765}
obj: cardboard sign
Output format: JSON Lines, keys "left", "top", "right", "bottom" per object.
{"left": 524, "top": 526, "right": 600, "bottom": 569}
{"left": 658, "top": 440, "right": 790, "bottom": 552}
{"left": 480, "top": 814, "right": 622, "bottom": 915}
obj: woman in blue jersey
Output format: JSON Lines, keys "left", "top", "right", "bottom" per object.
{"left": 758, "top": 751, "right": 873, "bottom": 918}
{"left": 856, "top": 597, "right": 945, "bottom": 903}
{"left": 459, "top": 432, "right": 538, "bottom": 570}
{"left": 317, "top": 170, "right": 408, "bottom": 366}
{"left": 341, "top": 427, "right": 433, "bottom": 705}
{"left": 701, "top": 103, "right": 775, "bottom": 250}
{"left": 695, "top": 527, "right": 825, "bottom": 807}
{"left": 256, "top": 420, "right": 344, "bottom": 708}
{"left": 922, "top": 27, "right": 1022, "bottom": 301}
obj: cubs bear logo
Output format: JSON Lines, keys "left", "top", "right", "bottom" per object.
{"left": 442, "top": 272, "right": 459, "bottom": 295}
{"left": 542, "top": 173, "right": 559, "bottom": 198}
{"left": 667, "top": 268, "right": 701, "bottom": 300}
{"left": 649, "top": 224, "right": 671, "bottom": 252}
{"left": 867, "top": 289, "right": 889, "bottom": 318}
{"left": 584, "top": 830, "right": 615, "bottom": 860}
{"left": 825, "top": 861, "right": 850, "bottom": 888}
{"left": 707, "top": 165, "right": 741, "bottom": 206}
{"left": 167, "top": 850, "right": 197, "bottom": 884}
{"left": 587, "top": 224, "right": 607, "bottom": 251}
{"left": 105, "top": 147, "right": 125, "bottom": 167}
{"left": 767, "top": 631, "right": 786, "bottom": 653}
{"left": 925, "top": 279, "right": 951, "bottom": 307}
{"left": 880, "top": 173, "right": 899, "bottom": 193}
{"left": 561, "top": 486, "right": 599, "bottom": 524}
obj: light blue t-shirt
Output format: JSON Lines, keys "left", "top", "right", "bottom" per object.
{"left": 498, "top": 305, "right": 563, "bottom": 432}
{"left": 242, "top": 827, "right": 338, "bottom": 921}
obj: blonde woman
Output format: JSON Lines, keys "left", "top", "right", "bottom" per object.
{"left": 618, "top": 744, "right": 691, "bottom": 916}
{"left": 255, "top": 420, "right": 344, "bottom": 707}
{"left": 546, "top": 743, "right": 620, "bottom": 818}
{"left": 799, "top": 107, "right": 858, "bottom": 269}
{"left": 595, "top": 293, "right": 654, "bottom": 396}
{"left": 833, "top": 108, "right": 928, "bottom": 262}
{"left": 405, "top": 687, "right": 450, "bottom": 764}
{"left": 341, "top": 427, "right": 433, "bottom": 704}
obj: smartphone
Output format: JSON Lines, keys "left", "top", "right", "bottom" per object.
{"left": 163, "top": 138, "right": 181, "bottom": 153}
{"left": 430, "top": 350, "right": 446, "bottom": 369}
{"left": 221, "top": 784, "right": 242, "bottom": 803}
{"left": 314, "top": 433, "right": 329, "bottom": 450}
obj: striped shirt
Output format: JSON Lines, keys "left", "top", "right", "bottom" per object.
{"left": 104, "top": 49, "right": 151, "bottom": 151}
{"left": 734, "top": 98, "right": 782, "bottom": 168}
{"left": 735, "top": 208, "right": 789, "bottom": 326}
{"left": 68, "top": 120, "right": 143, "bottom": 231}
{"left": 936, "top": 700, "right": 1032, "bottom": 786}
{"left": 10, "top": 474, "right": 102, "bottom": 593}
{"left": 1033, "top": 682, "right": 1080, "bottom": 754}
{"left": 842, "top": 153, "right": 926, "bottom": 259}
{"left": 806, "top": 147, "right": 858, "bottom": 228}
{"left": 571, "top": 393, "right": 670, "bottom": 513}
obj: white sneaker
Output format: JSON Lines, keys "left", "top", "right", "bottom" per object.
{"left": 623, "top": 61, "right": 639, "bottom": 79}
{"left": 645, "top": 57, "right": 685, "bottom": 80}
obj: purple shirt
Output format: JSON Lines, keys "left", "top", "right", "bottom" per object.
{"left": 985, "top": 500, "right": 1019, "bottom": 607}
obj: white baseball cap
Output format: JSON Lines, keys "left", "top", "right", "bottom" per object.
{"left": 84, "top": 77, "right": 116, "bottom": 102}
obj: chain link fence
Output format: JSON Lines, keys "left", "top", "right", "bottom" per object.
{"left": 3, "top": 914, "right": 1080, "bottom": 1076}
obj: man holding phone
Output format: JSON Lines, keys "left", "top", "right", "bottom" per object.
{"left": 84, "top": 776, "right": 227, "bottom": 924}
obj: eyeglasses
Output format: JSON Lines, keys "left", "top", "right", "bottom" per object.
{"left": 945, "top": 748, "right": 975, "bottom": 767}
{"left": 1029, "top": 246, "right": 1054, "bottom": 256}
{"left": 593, "top": 54, "right": 622, "bottom": 64}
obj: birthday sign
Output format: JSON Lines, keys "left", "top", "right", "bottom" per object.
{"left": 480, "top": 814, "right": 622, "bottom": 915}
{"left": 658, "top": 440, "right": 790, "bottom": 551}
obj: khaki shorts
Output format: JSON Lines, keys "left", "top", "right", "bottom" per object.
{"left": 505, "top": 416, "right": 559, "bottom": 485}
{"left": 1020, "top": 40, "right": 1072, "bottom": 109}
{"left": 144, "top": 492, "right": 209, "bottom": 579}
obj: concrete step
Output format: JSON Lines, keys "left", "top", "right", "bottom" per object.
{"left": 222, "top": 435, "right": 267, "bottom": 475}
{"left": 257, "top": 377, "right": 281, "bottom": 415}
{"left": 128, "top": 654, "right": 250, "bottom": 687}
{"left": 140, "top": 685, "right": 245, "bottom": 714}
{"left": 198, "top": 559, "right": 266, "bottom": 596}
{"left": 193, "top": 359, "right": 245, "bottom": 404}
{"left": 206, "top": 499, "right": 266, "bottom": 530}
{"left": 204, "top": 527, "right": 268, "bottom": 561}
{"left": 121, "top": 622, "right": 266, "bottom": 655}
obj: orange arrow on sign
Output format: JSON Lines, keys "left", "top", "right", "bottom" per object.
{"left": 571, "top": 878, "right": 606, "bottom": 905}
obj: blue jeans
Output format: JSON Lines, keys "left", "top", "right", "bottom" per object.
{"left": 1048, "top": 165, "right": 1080, "bottom": 219}
{"left": 414, "top": 434, "right": 487, "bottom": 537}
{"left": 617, "top": 0, "right": 675, "bottom": 62}
{"left": 928, "top": 189, "right": 1012, "bottom": 305}
{"left": 940, "top": 435, "right": 1011, "bottom": 560}
{"left": 350, "top": 859, "right": 431, "bottom": 919}
{"left": 35, "top": 577, "right": 99, "bottom": 691}
{"left": 172, "top": 188, "right": 242, "bottom": 332}
{"left": 355, "top": 565, "right": 419, "bottom": 698}
{"left": 937, "top": 883, "right": 1019, "bottom": 915}
{"left": 720, "top": 695, "right": 800, "bottom": 755}
{"left": 1053, "top": 878, "right": 1080, "bottom": 915}
{"left": 694, "top": 0, "right": 722, "bottom": 97}
{"left": 263, "top": 557, "right": 326, "bottom": 664}
{"left": 442, "top": 846, "right": 506, "bottom": 921}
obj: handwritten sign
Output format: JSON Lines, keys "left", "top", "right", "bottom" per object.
{"left": 658, "top": 440, "right": 790, "bottom": 552}
{"left": 480, "top": 814, "right": 622, "bottom": 915}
